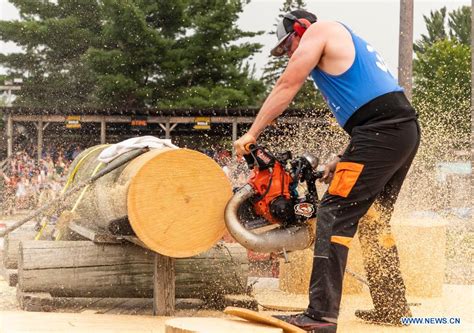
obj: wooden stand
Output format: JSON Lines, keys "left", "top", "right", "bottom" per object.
{"left": 153, "top": 253, "right": 175, "bottom": 315}
{"left": 16, "top": 238, "right": 249, "bottom": 314}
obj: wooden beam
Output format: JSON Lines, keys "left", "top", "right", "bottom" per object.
{"left": 9, "top": 114, "right": 319, "bottom": 125}
{"left": 232, "top": 120, "right": 238, "bottom": 142}
{"left": 158, "top": 122, "right": 177, "bottom": 139}
{"left": 165, "top": 122, "right": 171, "bottom": 139}
{"left": 6, "top": 113, "right": 13, "bottom": 157}
{"left": 100, "top": 117, "right": 106, "bottom": 144}
{"left": 153, "top": 253, "right": 175, "bottom": 316}
{"left": 37, "top": 119, "right": 43, "bottom": 163}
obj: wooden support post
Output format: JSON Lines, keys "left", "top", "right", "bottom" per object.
{"left": 153, "top": 253, "right": 175, "bottom": 316}
{"left": 7, "top": 113, "right": 13, "bottom": 157}
{"left": 398, "top": 0, "right": 414, "bottom": 101}
{"left": 471, "top": 0, "right": 474, "bottom": 212}
{"left": 232, "top": 120, "right": 238, "bottom": 156}
{"left": 165, "top": 122, "right": 171, "bottom": 140}
{"left": 159, "top": 122, "right": 178, "bottom": 140}
{"left": 100, "top": 117, "right": 106, "bottom": 144}
{"left": 232, "top": 121, "right": 238, "bottom": 142}
{"left": 37, "top": 119, "right": 43, "bottom": 163}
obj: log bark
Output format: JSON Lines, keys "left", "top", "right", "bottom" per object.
{"left": 18, "top": 241, "right": 248, "bottom": 299}
{"left": 65, "top": 146, "right": 232, "bottom": 258}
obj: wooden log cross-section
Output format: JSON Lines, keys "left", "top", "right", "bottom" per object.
{"left": 17, "top": 241, "right": 249, "bottom": 301}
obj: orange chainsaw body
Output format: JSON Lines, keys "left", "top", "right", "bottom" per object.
{"left": 248, "top": 162, "right": 293, "bottom": 225}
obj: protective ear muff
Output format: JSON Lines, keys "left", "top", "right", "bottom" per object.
{"left": 293, "top": 18, "right": 311, "bottom": 37}
{"left": 283, "top": 13, "right": 312, "bottom": 37}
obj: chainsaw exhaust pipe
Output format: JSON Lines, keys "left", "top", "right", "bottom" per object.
{"left": 224, "top": 184, "right": 314, "bottom": 253}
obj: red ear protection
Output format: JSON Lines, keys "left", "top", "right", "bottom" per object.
{"left": 284, "top": 13, "right": 313, "bottom": 37}
{"left": 293, "top": 18, "right": 311, "bottom": 37}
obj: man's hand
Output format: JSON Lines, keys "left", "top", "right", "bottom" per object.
{"left": 320, "top": 156, "right": 340, "bottom": 184}
{"left": 233, "top": 133, "right": 256, "bottom": 159}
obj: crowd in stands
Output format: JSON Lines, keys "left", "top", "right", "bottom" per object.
{"left": 0, "top": 144, "right": 83, "bottom": 215}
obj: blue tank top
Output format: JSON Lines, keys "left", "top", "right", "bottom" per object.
{"left": 311, "top": 24, "right": 403, "bottom": 127}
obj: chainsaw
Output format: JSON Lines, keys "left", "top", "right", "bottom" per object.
{"left": 225, "top": 144, "right": 323, "bottom": 253}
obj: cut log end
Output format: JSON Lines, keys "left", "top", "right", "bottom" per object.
{"left": 127, "top": 149, "right": 232, "bottom": 257}
{"left": 165, "top": 317, "right": 283, "bottom": 333}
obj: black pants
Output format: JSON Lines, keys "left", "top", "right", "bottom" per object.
{"left": 305, "top": 118, "right": 420, "bottom": 320}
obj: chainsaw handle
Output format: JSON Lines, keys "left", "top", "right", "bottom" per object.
{"left": 314, "top": 171, "right": 324, "bottom": 179}
{"left": 244, "top": 143, "right": 256, "bottom": 153}
{"left": 243, "top": 143, "right": 257, "bottom": 168}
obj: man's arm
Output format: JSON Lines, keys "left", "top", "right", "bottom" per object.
{"left": 246, "top": 23, "right": 328, "bottom": 139}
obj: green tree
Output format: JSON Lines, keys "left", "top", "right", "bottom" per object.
{"left": 0, "top": 0, "right": 103, "bottom": 107}
{"left": 414, "top": 6, "right": 471, "bottom": 52}
{"left": 413, "top": 40, "right": 470, "bottom": 161}
{"left": 157, "top": 0, "right": 265, "bottom": 108}
{"left": 261, "top": 0, "right": 325, "bottom": 109}
{"left": 448, "top": 6, "right": 471, "bottom": 45}
{"left": 85, "top": 0, "right": 174, "bottom": 107}
{"left": 412, "top": 5, "right": 471, "bottom": 160}
{"left": 409, "top": 6, "right": 471, "bottom": 210}
{"left": 0, "top": 0, "right": 265, "bottom": 109}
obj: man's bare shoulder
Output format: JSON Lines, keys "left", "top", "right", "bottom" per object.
{"left": 306, "top": 20, "right": 348, "bottom": 37}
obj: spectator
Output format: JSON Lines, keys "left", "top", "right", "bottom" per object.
{"left": 0, "top": 143, "right": 82, "bottom": 215}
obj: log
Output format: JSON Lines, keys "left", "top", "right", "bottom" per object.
{"left": 65, "top": 146, "right": 232, "bottom": 258}
{"left": 278, "top": 210, "right": 448, "bottom": 298}
{"left": 165, "top": 318, "right": 283, "bottom": 333}
{"left": 391, "top": 216, "right": 447, "bottom": 297}
{"left": 2, "top": 227, "right": 37, "bottom": 269}
{"left": 18, "top": 241, "right": 248, "bottom": 299}
{"left": 16, "top": 289, "right": 206, "bottom": 313}
{"left": 4, "top": 269, "right": 18, "bottom": 286}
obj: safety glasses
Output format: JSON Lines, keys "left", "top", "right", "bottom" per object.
{"left": 282, "top": 33, "right": 295, "bottom": 54}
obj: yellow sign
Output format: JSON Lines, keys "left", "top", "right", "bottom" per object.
{"left": 194, "top": 117, "right": 211, "bottom": 130}
{"left": 66, "top": 116, "right": 81, "bottom": 129}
